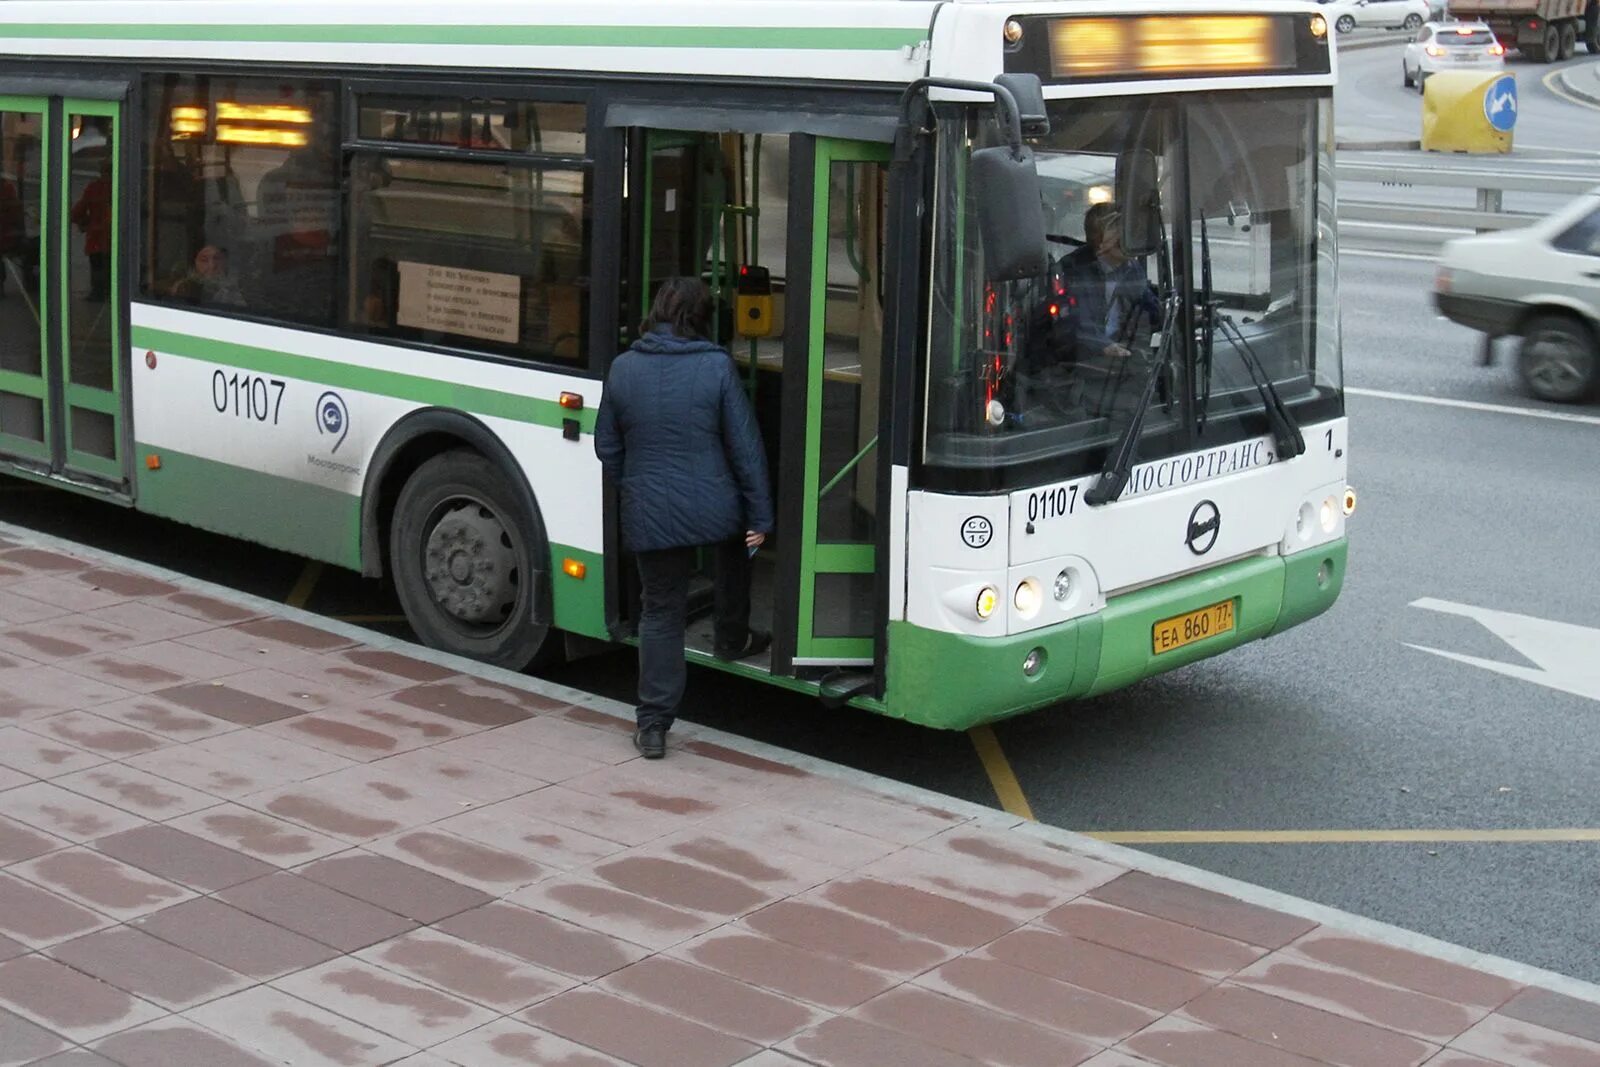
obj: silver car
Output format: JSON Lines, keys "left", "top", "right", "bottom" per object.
{"left": 1434, "top": 189, "right": 1600, "bottom": 402}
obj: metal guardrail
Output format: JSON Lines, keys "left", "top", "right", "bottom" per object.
{"left": 1336, "top": 160, "right": 1600, "bottom": 250}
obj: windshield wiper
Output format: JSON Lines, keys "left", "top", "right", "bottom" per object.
{"left": 1083, "top": 295, "right": 1179, "bottom": 506}
{"left": 1196, "top": 215, "right": 1306, "bottom": 461}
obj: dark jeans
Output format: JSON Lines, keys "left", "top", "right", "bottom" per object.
{"left": 634, "top": 538, "right": 752, "bottom": 731}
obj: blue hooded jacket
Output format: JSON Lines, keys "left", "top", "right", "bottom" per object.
{"left": 594, "top": 327, "right": 775, "bottom": 553}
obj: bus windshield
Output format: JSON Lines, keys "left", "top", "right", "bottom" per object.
{"left": 925, "top": 91, "right": 1340, "bottom": 481}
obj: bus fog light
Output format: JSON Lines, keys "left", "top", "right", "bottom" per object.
{"left": 1053, "top": 569, "right": 1073, "bottom": 602}
{"left": 1022, "top": 647, "right": 1046, "bottom": 676}
{"left": 1296, "top": 502, "right": 1315, "bottom": 541}
{"left": 1014, "top": 578, "right": 1042, "bottom": 619}
{"left": 975, "top": 586, "right": 999, "bottom": 620}
{"left": 1319, "top": 496, "right": 1338, "bottom": 533}
{"left": 1343, "top": 487, "right": 1358, "bottom": 516}
{"left": 1317, "top": 559, "right": 1334, "bottom": 587}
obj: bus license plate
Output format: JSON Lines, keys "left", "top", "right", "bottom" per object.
{"left": 1152, "top": 600, "right": 1235, "bottom": 654}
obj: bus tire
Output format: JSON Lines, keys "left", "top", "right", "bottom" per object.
{"left": 1517, "top": 313, "right": 1598, "bottom": 403}
{"left": 390, "top": 449, "right": 554, "bottom": 670}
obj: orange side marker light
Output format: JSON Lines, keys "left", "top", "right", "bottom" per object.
{"left": 145, "top": 454, "right": 161, "bottom": 470}
{"left": 562, "top": 558, "right": 586, "bottom": 580}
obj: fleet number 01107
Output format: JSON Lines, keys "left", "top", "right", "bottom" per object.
{"left": 212, "top": 370, "right": 286, "bottom": 424}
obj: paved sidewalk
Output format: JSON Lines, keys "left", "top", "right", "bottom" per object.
{"left": 1, "top": 525, "right": 1599, "bottom": 1067}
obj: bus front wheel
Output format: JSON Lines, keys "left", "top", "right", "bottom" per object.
{"left": 390, "top": 449, "right": 554, "bottom": 670}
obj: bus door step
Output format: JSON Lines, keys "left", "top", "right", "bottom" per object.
{"left": 819, "top": 670, "right": 875, "bottom": 709}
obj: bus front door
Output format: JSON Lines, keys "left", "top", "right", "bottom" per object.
{"left": 0, "top": 95, "right": 128, "bottom": 491}
{"left": 787, "top": 138, "right": 889, "bottom": 673}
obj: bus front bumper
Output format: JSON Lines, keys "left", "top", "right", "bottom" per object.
{"left": 883, "top": 538, "right": 1347, "bottom": 730}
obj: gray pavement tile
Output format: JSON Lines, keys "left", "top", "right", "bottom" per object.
{"left": 158, "top": 591, "right": 260, "bottom": 625}
{"left": 0, "top": 765, "right": 33, "bottom": 792}
{"left": 52, "top": 765, "right": 219, "bottom": 821}
{"left": 0, "top": 782, "right": 148, "bottom": 843}
{"left": 0, "top": 665, "right": 135, "bottom": 723}
{"left": 0, "top": 728, "right": 108, "bottom": 779}
{"left": 435, "top": 901, "right": 647, "bottom": 980}
{"left": 431, "top": 804, "right": 624, "bottom": 872}
{"left": 355, "top": 929, "right": 574, "bottom": 1014}
{"left": 48, "top": 925, "right": 254, "bottom": 1012}
{"left": 55, "top": 653, "right": 192, "bottom": 695}
{"left": 507, "top": 873, "right": 722, "bottom": 951}
{"left": 430, "top": 1017, "right": 633, "bottom": 1066}
{"left": 10, "top": 847, "right": 195, "bottom": 921}
{"left": 600, "top": 956, "right": 826, "bottom": 1046}
{"left": 389, "top": 678, "right": 559, "bottom": 727}
{"left": 0, "top": 954, "right": 167, "bottom": 1044}
{"left": 80, "top": 600, "right": 220, "bottom": 642}
{"left": 6, "top": 576, "right": 134, "bottom": 614}
{"left": 0, "top": 616, "right": 142, "bottom": 662}
{"left": 361, "top": 828, "right": 549, "bottom": 896}
{"left": 89, "top": 695, "right": 240, "bottom": 742}
{"left": 133, "top": 897, "right": 340, "bottom": 980}
{"left": 164, "top": 803, "right": 350, "bottom": 866}
{"left": 297, "top": 853, "right": 492, "bottom": 923}
{"left": 219, "top": 872, "right": 417, "bottom": 952}
{"left": 0, "top": 590, "right": 70, "bottom": 627}
{"left": 360, "top": 746, "right": 546, "bottom": 804}
{"left": 70, "top": 568, "right": 179, "bottom": 599}
{"left": 0, "top": 1005, "right": 72, "bottom": 1066}
{"left": 272, "top": 957, "right": 497, "bottom": 1048}
{"left": 21, "top": 711, "right": 169, "bottom": 758}
{"left": 112, "top": 640, "right": 254, "bottom": 684}
{"left": 911, "top": 954, "right": 1160, "bottom": 1046}
{"left": 1496, "top": 985, "right": 1600, "bottom": 1045}
{"left": 0, "top": 812, "right": 69, "bottom": 866}
{"left": 668, "top": 930, "right": 897, "bottom": 1013}
{"left": 0, "top": 933, "right": 25, "bottom": 963}
{"left": 0, "top": 870, "right": 114, "bottom": 948}
{"left": 522, "top": 988, "right": 761, "bottom": 1067}
{"left": 183, "top": 986, "right": 415, "bottom": 1067}
{"left": 149, "top": 681, "right": 312, "bottom": 727}
{"left": 93, "top": 1018, "right": 302, "bottom": 1066}
{"left": 91, "top": 824, "right": 276, "bottom": 892}
{"left": 27, "top": 1051, "right": 121, "bottom": 1067}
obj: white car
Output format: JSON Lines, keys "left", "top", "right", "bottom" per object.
{"left": 1320, "top": 0, "right": 1430, "bottom": 34}
{"left": 1402, "top": 22, "right": 1506, "bottom": 90}
{"left": 1435, "top": 189, "right": 1600, "bottom": 402}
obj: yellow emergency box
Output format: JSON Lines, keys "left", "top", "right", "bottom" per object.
{"left": 1421, "top": 71, "right": 1516, "bottom": 154}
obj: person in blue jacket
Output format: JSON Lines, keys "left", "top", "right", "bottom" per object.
{"left": 595, "top": 277, "right": 775, "bottom": 759}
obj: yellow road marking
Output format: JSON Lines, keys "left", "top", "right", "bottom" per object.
{"left": 968, "top": 725, "right": 1035, "bottom": 822}
{"left": 285, "top": 561, "right": 324, "bottom": 609}
{"left": 331, "top": 613, "right": 408, "bottom": 624}
{"left": 1089, "top": 828, "right": 1600, "bottom": 844}
{"left": 1542, "top": 67, "right": 1600, "bottom": 112}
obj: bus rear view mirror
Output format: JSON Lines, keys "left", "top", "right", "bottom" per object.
{"left": 1117, "top": 148, "right": 1162, "bottom": 257}
{"left": 971, "top": 144, "right": 1048, "bottom": 282}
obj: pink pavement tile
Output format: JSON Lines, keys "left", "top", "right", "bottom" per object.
{"left": 272, "top": 957, "right": 497, "bottom": 1048}
{"left": 522, "top": 987, "right": 760, "bottom": 1067}
{"left": 581, "top": 842, "right": 802, "bottom": 920}
{"left": 0, "top": 548, "right": 87, "bottom": 574}
{"left": 0, "top": 649, "right": 42, "bottom": 671}
{"left": 1178, "top": 982, "right": 1439, "bottom": 1066}
{"left": 183, "top": 986, "right": 416, "bottom": 1066}
{"left": 675, "top": 739, "right": 811, "bottom": 783}
{"left": 562, "top": 753, "right": 781, "bottom": 810}
{"left": 780, "top": 1014, "right": 993, "bottom": 1067}
{"left": 269, "top": 652, "right": 438, "bottom": 700}
{"left": 123, "top": 747, "right": 286, "bottom": 801}
{"left": 176, "top": 727, "right": 356, "bottom": 785}
{"left": 364, "top": 827, "right": 550, "bottom": 896}
{"left": 297, "top": 852, "right": 491, "bottom": 923}
{"left": 47, "top": 926, "right": 254, "bottom": 1012}
{"left": 328, "top": 648, "right": 457, "bottom": 686}
{"left": 166, "top": 803, "right": 350, "bottom": 865}
{"left": 388, "top": 677, "right": 563, "bottom": 728}
{"left": 0, "top": 616, "right": 144, "bottom": 662}
{"left": 0, "top": 589, "right": 72, "bottom": 625}
{"left": 983, "top": 926, "right": 1216, "bottom": 1014}
{"left": 601, "top": 956, "right": 827, "bottom": 1045}
{"left": 1231, "top": 947, "right": 1488, "bottom": 1044}
{"left": 0, "top": 781, "right": 148, "bottom": 842}
{"left": 21, "top": 710, "right": 169, "bottom": 758}
{"left": 508, "top": 874, "right": 725, "bottom": 950}
{"left": 914, "top": 828, "right": 1126, "bottom": 912}
{"left": 0, "top": 666, "right": 136, "bottom": 723}
{"left": 1119, "top": 1015, "right": 1334, "bottom": 1067}
{"left": 726, "top": 1054, "right": 814, "bottom": 1067}
{"left": 368, "top": 747, "right": 547, "bottom": 805}
{"left": 0, "top": 765, "right": 31, "bottom": 792}
{"left": 1450, "top": 1011, "right": 1600, "bottom": 1066}
{"left": 853, "top": 984, "right": 1100, "bottom": 1067}
{"left": 492, "top": 784, "right": 717, "bottom": 848}
{"left": 430, "top": 1017, "right": 633, "bottom": 1067}
{"left": 859, "top": 836, "right": 1119, "bottom": 924}
{"left": 113, "top": 640, "right": 255, "bottom": 683}
{"left": 79, "top": 601, "right": 220, "bottom": 642}
{"left": 429, "top": 729, "right": 607, "bottom": 784}
{"left": 259, "top": 705, "right": 478, "bottom": 763}
{"left": 1287, "top": 930, "right": 1523, "bottom": 1011}
{"left": 55, "top": 653, "right": 196, "bottom": 694}
{"left": 739, "top": 898, "right": 953, "bottom": 976}
{"left": 0, "top": 1004, "right": 73, "bottom": 1065}
{"left": 1087, "top": 870, "right": 1319, "bottom": 950}
{"left": 0, "top": 727, "right": 107, "bottom": 778}
{"left": 66, "top": 568, "right": 181, "bottom": 600}
{"left": 761, "top": 778, "right": 970, "bottom": 846}
{"left": 671, "top": 929, "right": 900, "bottom": 1012}
{"left": 1042, "top": 899, "right": 1268, "bottom": 979}
{"left": 158, "top": 590, "right": 261, "bottom": 626}
{"left": 90, "top": 694, "right": 242, "bottom": 742}
{"left": 1498, "top": 986, "right": 1600, "bottom": 1045}
{"left": 177, "top": 617, "right": 359, "bottom": 665}
{"left": 0, "top": 813, "right": 70, "bottom": 866}
{"left": 435, "top": 901, "right": 648, "bottom": 980}
{"left": 0, "top": 870, "right": 114, "bottom": 947}
{"left": 11, "top": 846, "right": 195, "bottom": 920}
{"left": 814, "top": 875, "right": 1016, "bottom": 952}
{"left": 913, "top": 954, "right": 1160, "bottom": 1046}
{"left": 208, "top": 666, "right": 353, "bottom": 715}
{"left": 90, "top": 824, "right": 276, "bottom": 892}
{"left": 699, "top": 806, "right": 900, "bottom": 871}
{"left": 242, "top": 781, "right": 444, "bottom": 844}
{"left": 5, "top": 575, "right": 136, "bottom": 614}
{"left": 53, "top": 765, "right": 220, "bottom": 821}
{"left": 90, "top": 1019, "right": 283, "bottom": 1066}
{"left": 133, "top": 898, "right": 340, "bottom": 979}
{"left": 485, "top": 715, "right": 658, "bottom": 765}
{"left": 355, "top": 928, "right": 575, "bottom": 1013}
{"left": 0, "top": 956, "right": 167, "bottom": 1044}
{"left": 432, "top": 805, "right": 625, "bottom": 872}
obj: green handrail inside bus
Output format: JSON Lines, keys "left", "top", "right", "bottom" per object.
{"left": 818, "top": 434, "right": 878, "bottom": 501}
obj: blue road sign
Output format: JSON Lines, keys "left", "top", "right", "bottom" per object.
{"left": 1484, "top": 74, "right": 1517, "bottom": 132}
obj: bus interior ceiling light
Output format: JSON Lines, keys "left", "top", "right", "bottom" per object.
{"left": 216, "top": 102, "right": 312, "bottom": 124}
{"left": 216, "top": 126, "right": 308, "bottom": 147}
{"left": 1050, "top": 16, "right": 1294, "bottom": 78}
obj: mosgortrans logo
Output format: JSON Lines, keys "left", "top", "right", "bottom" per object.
{"left": 316, "top": 391, "right": 350, "bottom": 454}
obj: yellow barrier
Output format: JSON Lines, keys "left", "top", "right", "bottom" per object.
{"left": 1421, "top": 71, "right": 1516, "bottom": 154}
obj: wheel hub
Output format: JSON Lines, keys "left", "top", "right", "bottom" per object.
{"left": 422, "top": 501, "right": 518, "bottom": 626}
{"left": 1527, "top": 334, "right": 1589, "bottom": 394}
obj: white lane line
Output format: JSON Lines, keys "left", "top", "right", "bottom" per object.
{"left": 1339, "top": 248, "right": 1436, "bottom": 262}
{"left": 1347, "top": 386, "right": 1600, "bottom": 426}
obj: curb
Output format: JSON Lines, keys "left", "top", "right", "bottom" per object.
{"left": 1556, "top": 63, "right": 1600, "bottom": 107}
{"left": 1337, "top": 138, "right": 1423, "bottom": 150}
{"left": 5, "top": 515, "right": 1600, "bottom": 1007}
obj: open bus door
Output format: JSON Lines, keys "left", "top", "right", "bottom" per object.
{"left": 0, "top": 91, "right": 130, "bottom": 494}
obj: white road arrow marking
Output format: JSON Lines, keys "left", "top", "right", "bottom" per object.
{"left": 1408, "top": 597, "right": 1600, "bottom": 703}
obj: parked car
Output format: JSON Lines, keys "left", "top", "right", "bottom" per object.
{"left": 1435, "top": 189, "right": 1600, "bottom": 402}
{"left": 1319, "top": 0, "right": 1431, "bottom": 33}
{"left": 1402, "top": 21, "right": 1506, "bottom": 90}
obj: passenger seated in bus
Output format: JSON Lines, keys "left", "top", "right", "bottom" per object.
{"left": 169, "top": 244, "right": 244, "bottom": 307}
{"left": 1058, "top": 202, "right": 1159, "bottom": 364}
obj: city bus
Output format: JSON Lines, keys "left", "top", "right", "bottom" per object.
{"left": 0, "top": 0, "right": 1352, "bottom": 729}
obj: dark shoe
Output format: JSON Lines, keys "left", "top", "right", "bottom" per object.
{"left": 633, "top": 724, "right": 667, "bottom": 759}
{"left": 714, "top": 629, "right": 771, "bottom": 662}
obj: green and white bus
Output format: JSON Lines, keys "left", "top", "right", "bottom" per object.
{"left": 0, "top": 0, "right": 1352, "bottom": 729}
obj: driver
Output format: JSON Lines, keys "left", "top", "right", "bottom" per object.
{"left": 1059, "top": 202, "right": 1160, "bottom": 363}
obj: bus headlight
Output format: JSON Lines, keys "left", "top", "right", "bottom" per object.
{"left": 1014, "top": 578, "right": 1042, "bottom": 620}
{"left": 975, "top": 585, "right": 999, "bottom": 620}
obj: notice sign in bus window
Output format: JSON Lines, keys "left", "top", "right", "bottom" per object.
{"left": 396, "top": 262, "right": 521, "bottom": 345}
